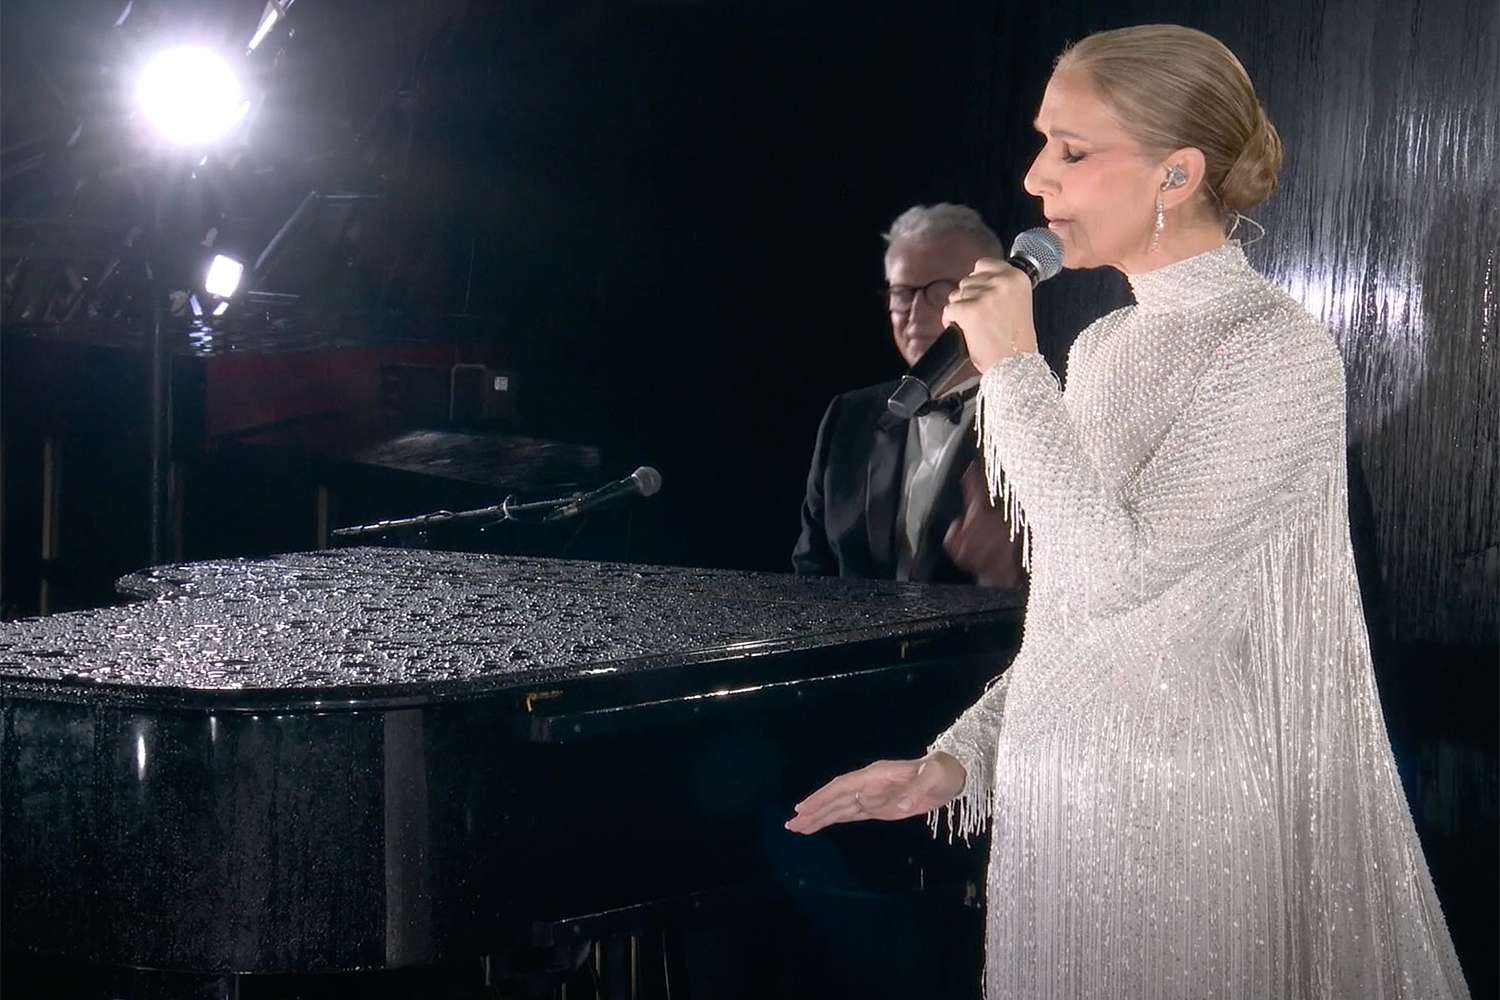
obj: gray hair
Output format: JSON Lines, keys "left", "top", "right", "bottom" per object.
{"left": 882, "top": 203, "right": 1004, "bottom": 258}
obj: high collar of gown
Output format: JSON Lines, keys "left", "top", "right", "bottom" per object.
{"left": 1125, "top": 240, "right": 1257, "bottom": 313}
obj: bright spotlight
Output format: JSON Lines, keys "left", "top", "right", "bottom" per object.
{"left": 137, "top": 46, "right": 246, "bottom": 146}
{"left": 205, "top": 254, "right": 245, "bottom": 297}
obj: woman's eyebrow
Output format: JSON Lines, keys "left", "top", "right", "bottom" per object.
{"left": 1033, "top": 120, "right": 1088, "bottom": 141}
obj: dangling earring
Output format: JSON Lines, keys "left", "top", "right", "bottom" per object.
{"left": 1150, "top": 165, "right": 1187, "bottom": 254}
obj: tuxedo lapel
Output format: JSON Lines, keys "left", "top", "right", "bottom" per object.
{"left": 864, "top": 409, "right": 908, "bottom": 574}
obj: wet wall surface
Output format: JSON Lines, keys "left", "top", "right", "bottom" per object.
{"left": 977, "top": 0, "right": 1498, "bottom": 646}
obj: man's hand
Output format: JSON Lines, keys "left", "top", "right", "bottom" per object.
{"left": 944, "top": 461, "right": 1026, "bottom": 589}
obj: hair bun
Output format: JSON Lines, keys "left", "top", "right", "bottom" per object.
{"left": 1218, "top": 111, "right": 1283, "bottom": 213}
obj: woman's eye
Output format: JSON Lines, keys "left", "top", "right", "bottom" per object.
{"left": 1061, "top": 149, "right": 1086, "bottom": 163}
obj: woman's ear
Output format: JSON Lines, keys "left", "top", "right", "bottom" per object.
{"left": 1159, "top": 147, "right": 1208, "bottom": 211}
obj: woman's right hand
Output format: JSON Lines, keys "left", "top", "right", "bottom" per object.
{"left": 784, "top": 752, "right": 967, "bottom": 835}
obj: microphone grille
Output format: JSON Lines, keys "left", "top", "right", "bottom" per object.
{"left": 630, "top": 466, "right": 663, "bottom": 497}
{"left": 1010, "top": 228, "right": 1065, "bottom": 282}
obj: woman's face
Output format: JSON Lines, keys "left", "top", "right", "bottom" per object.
{"left": 1023, "top": 69, "right": 1162, "bottom": 272}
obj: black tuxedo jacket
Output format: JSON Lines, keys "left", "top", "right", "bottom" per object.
{"left": 792, "top": 380, "right": 982, "bottom": 584}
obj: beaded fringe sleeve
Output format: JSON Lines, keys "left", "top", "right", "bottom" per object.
{"left": 926, "top": 279, "right": 1469, "bottom": 997}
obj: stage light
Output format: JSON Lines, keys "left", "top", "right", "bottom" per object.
{"left": 205, "top": 254, "right": 245, "bottom": 297}
{"left": 137, "top": 46, "right": 246, "bottom": 146}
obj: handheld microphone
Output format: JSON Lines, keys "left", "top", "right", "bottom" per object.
{"left": 886, "top": 228, "right": 1065, "bottom": 419}
{"left": 545, "top": 466, "right": 662, "bottom": 521}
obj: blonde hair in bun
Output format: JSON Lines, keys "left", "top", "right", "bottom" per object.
{"left": 1056, "top": 24, "right": 1283, "bottom": 220}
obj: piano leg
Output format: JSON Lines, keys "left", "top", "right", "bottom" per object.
{"left": 38, "top": 435, "right": 60, "bottom": 614}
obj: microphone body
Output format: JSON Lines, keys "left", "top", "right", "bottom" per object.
{"left": 885, "top": 327, "right": 970, "bottom": 421}
{"left": 886, "top": 228, "right": 1064, "bottom": 419}
{"left": 546, "top": 466, "right": 662, "bottom": 521}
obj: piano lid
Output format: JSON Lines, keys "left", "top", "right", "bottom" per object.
{"left": 0, "top": 548, "right": 1021, "bottom": 709}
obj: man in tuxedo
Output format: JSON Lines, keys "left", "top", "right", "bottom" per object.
{"left": 793, "top": 203, "right": 1026, "bottom": 590}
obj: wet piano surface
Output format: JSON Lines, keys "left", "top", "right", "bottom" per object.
{"left": 0, "top": 548, "right": 1021, "bottom": 994}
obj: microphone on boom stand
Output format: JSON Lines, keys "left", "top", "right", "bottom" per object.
{"left": 330, "top": 466, "right": 663, "bottom": 539}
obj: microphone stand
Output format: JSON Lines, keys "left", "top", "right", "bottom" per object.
{"left": 330, "top": 491, "right": 582, "bottom": 540}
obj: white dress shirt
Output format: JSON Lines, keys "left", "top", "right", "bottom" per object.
{"left": 894, "top": 375, "right": 981, "bottom": 580}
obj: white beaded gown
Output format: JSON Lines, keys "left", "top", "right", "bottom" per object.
{"left": 929, "top": 242, "right": 1470, "bottom": 999}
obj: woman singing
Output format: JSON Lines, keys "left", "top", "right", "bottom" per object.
{"left": 786, "top": 24, "right": 1469, "bottom": 1000}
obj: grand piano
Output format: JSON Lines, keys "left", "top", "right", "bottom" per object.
{"left": 0, "top": 548, "right": 1020, "bottom": 999}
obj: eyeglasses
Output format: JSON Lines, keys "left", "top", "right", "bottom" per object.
{"left": 884, "top": 277, "right": 960, "bottom": 313}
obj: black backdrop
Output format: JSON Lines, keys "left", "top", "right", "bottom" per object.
{"left": 2, "top": 0, "right": 1493, "bottom": 635}
{"left": 2, "top": 0, "right": 1495, "bottom": 991}
{"left": 175, "top": 0, "right": 1486, "bottom": 652}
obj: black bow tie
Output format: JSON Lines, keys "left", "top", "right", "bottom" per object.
{"left": 913, "top": 385, "right": 979, "bottom": 423}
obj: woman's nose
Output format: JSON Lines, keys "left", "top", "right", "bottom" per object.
{"left": 1023, "top": 149, "right": 1052, "bottom": 198}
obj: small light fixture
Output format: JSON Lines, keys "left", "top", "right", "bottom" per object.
{"left": 204, "top": 254, "right": 245, "bottom": 298}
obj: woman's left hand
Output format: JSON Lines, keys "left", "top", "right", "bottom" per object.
{"left": 942, "top": 257, "right": 1040, "bottom": 373}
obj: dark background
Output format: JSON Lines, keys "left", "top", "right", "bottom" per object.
{"left": 1, "top": 0, "right": 1495, "bottom": 993}
{"left": 1, "top": 0, "right": 1494, "bottom": 632}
